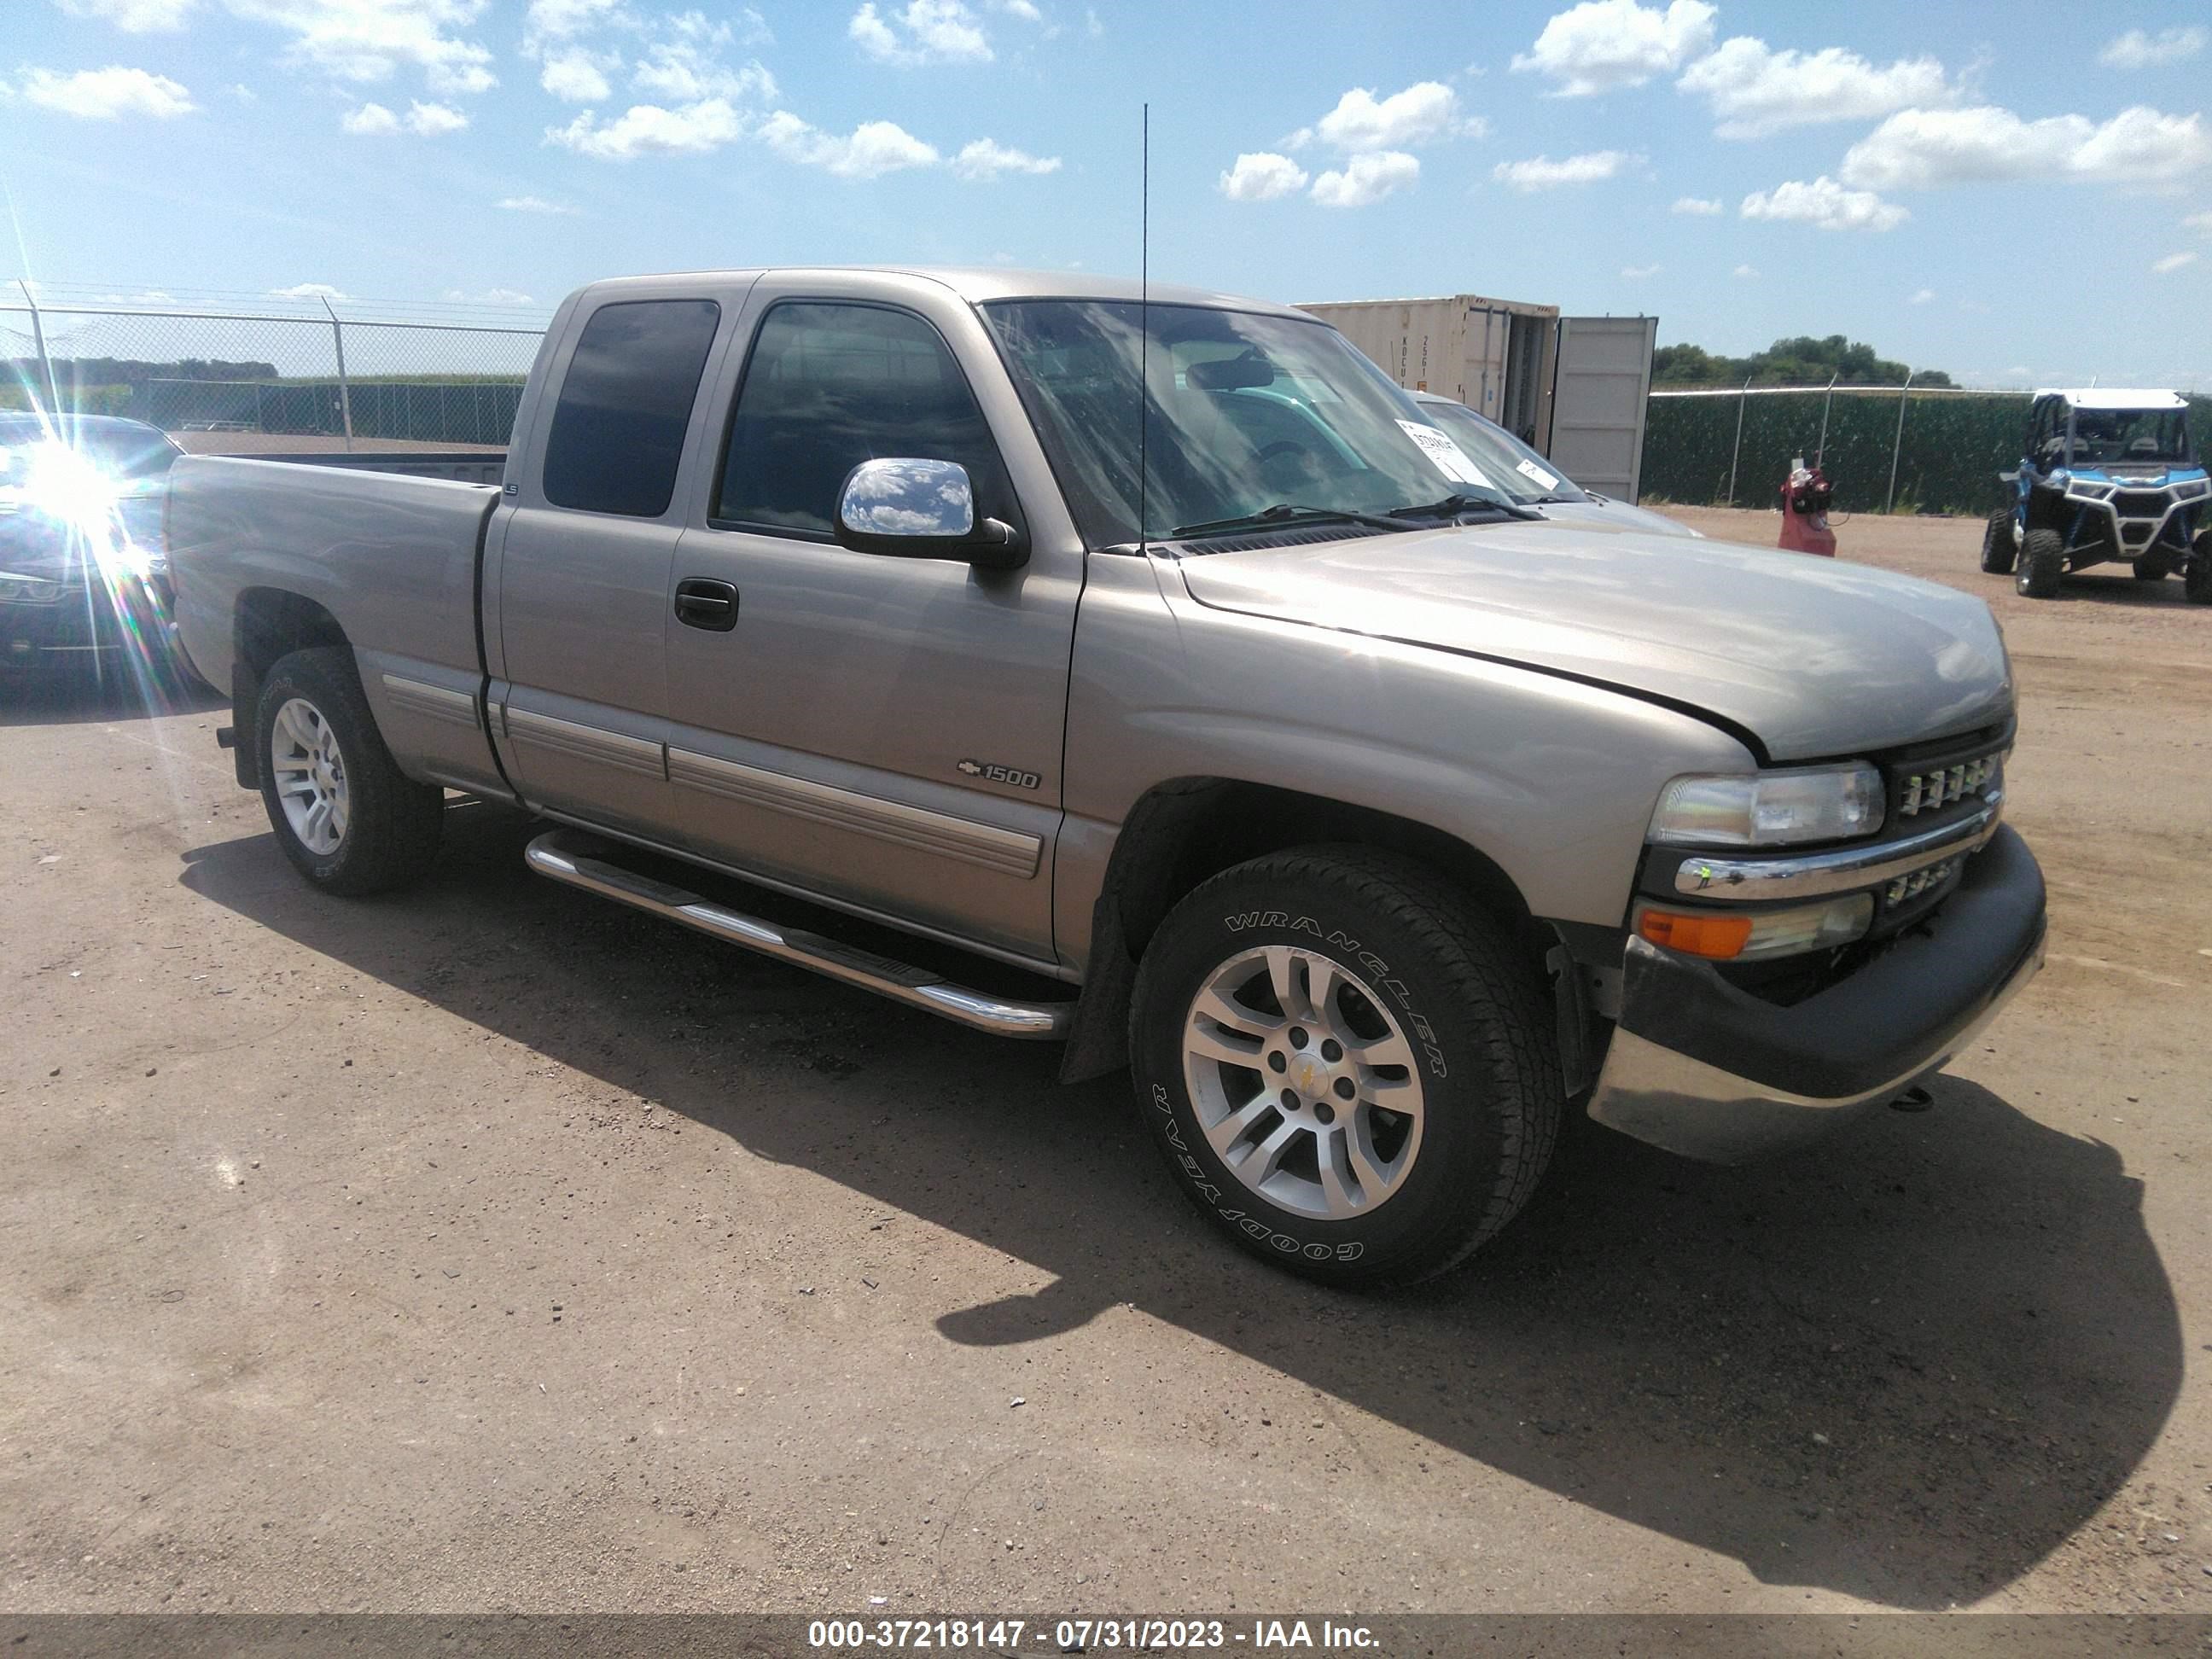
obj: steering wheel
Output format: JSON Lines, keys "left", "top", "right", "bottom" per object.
{"left": 1256, "top": 440, "right": 1313, "bottom": 466}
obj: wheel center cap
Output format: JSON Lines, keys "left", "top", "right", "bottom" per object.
{"left": 1291, "top": 1056, "right": 1330, "bottom": 1097}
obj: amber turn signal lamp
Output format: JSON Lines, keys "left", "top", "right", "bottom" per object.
{"left": 1636, "top": 908, "right": 1754, "bottom": 959}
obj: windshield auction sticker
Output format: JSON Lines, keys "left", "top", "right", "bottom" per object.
{"left": 1515, "top": 457, "right": 1561, "bottom": 490}
{"left": 1396, "top": 420, "right": 1493, "bottom": 489}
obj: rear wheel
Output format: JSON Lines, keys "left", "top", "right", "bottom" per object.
{"left": 2017, "top": 527, "right": 2065, "bottom": 599}
{"left": 1130, "top": 846, "right": 1561, "bottom": 1289}
{"left": 1980, "top": 508, "right": 2017, "bottom": 574}
{"left": 2132, "top": 557, "right": 2168, "bottom": 581}
{"left": 255, "top": 646, "right": 443, "bottom": 894}
{"left": 2188, "top": 533, "right": 2212, "bottom": 607}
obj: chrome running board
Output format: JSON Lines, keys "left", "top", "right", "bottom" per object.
{"left": 523, "top": 830, "right": 1074, "bottom": 1040}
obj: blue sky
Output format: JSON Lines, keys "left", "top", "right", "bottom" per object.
{"left": 3, "top": 0, "right": 2209, "bottom": 387}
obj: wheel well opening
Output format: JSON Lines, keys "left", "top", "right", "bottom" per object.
{"left": 234, "top": 589, "right": 347, "bottom": 683}
{"left": 1110, "top": 779, "right": 1538, "bottom": 961}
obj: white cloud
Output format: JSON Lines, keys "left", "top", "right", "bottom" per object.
{"left": 1084, "top": 8, "right": 1100, "bottom": 36}
{"left": 2190, "top": 211, "right": 2212, "bottom": 235}
{"left": 547, "top": 97, "right": 747, "bottom": 158}
{"left": 1312, "top": 81, "right": 1462, "bottom": 151}
{"left": 19, "top": 64, "right": 195, "bottom": 118}
{"left": 632, "top": 14, "right": 777, "bottom": 102}
{"left": 1621, "top": 263, "right": 1661, "bottom": 278}
{"left": 341, "top": 101, "right": 399, "bottom": 134}
{"left": 343, "top": 97, "right": 466, "bottom": 135}
{"left": 2153, "top": 251, "right": 2199, "bottom": 274}
{"left": 1511, "top": 0, "right": 1716, "bottom": 96}
{"left": 1671, "top": 195, "right": 1722, "bottom": 214}
{"left": 1309, "top": 150, "right": 1420, "bottom": 208}
{"left": 994, "top": 0, "right": 1040, "bottom": 19}
{"left": 1740, "top": 175, "right": 1908, "bottom": 231}
{"left": 1219, "top": 152, "right": 1309, "bottom": 201}
{"left": 952, "top": 137, "right": 1060, "bottom": 180}
{"left": 1732, "top": 264, "right": 1758, "bottom": 278}
{"left": 1909, "top": 287, "right": 1936, "bottom": 304}
{"left": 1842, "top": 105, "right": 2212, "bottom": 191}
{"left": 1678, "top": 38, "right": 1953, "bottom": 138}
{"left": 444, "top": 286, "right": 537, "bottom": 305}
{"left": 522, "top": 0, "right": 624, "bottom": 44}
{"left": 405, "top": 98, "right": 467, "bottom": 134}
{"left": 2099, "top": 27, "right": 2208, "bottom": 71}
{"left": 223, "top": 0, "right": 498, "bottom": 94}
{"left": 271, "top": 282, "right": 347, "bottom": 300}
{"left": 496, "top": 194, "right": 580, "bottom": 214}
{"left": 759, "top": 111, "right": 939, "bottom": 177}
{"left": 540, "top": 47, "right": 614, "bottom": 102}
{"left": 849, "top": 1, "right": 992, "bottom": 64}
{"left": 57, "top": 0, "right": 199, "bottom": 31}
{"left": 1491, "top": 148, "right": 1640, "bottom": 190}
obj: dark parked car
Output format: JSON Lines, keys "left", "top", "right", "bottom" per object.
{"left": 0, "top": 412, "right": 189, "bottom": 683}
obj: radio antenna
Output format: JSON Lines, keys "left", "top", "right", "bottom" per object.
{"left": 1138, "top": 102, "right": 1150, "bottom": 552}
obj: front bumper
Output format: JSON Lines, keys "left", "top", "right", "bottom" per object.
{"left": 1587, "top": 824, "right": 2046, "bottom": 1163}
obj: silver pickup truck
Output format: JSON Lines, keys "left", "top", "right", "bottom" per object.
{"left": 168, "top": 267, "right": 2046, "bottom": 1287}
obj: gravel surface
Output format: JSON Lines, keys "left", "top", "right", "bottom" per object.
{"left": 2, "top": 507, "right": 2207, "bottom": 1615}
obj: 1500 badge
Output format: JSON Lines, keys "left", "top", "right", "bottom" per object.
{"left": 956, "top": 760, "right": 1043, "bottom": 789}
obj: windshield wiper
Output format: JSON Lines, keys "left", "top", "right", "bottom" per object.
{"left": 1171, "top": 503, "right": 1412, "bottom": 538}
{"left": 1388, "top": 492, "right": 1545, "bottom": 523}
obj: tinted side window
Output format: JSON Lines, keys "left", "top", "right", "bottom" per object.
{"left": 716, "top": 302, "right": 1010, "bottom": 537}
{"left": 542, "top": 299, "right": 721, "bottom": 517}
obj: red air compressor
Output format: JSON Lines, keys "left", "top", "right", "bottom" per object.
{"left": 1779, "top": 459, "right": 1837, "bottom": 556}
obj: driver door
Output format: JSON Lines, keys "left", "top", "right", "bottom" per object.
{"left": 661, "top": 286, "right": 1079, "bottom": 965}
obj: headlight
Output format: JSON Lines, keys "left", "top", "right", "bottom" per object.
{"left": 1649, "top": 764, "right": 1885, "bottom": 847}
{"left": 1635, "top": 894, "right": 1874, "bottom": 961}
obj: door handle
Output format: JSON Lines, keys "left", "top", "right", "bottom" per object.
{"left": 674, "top": 578, "right": 739, "bottom": 632}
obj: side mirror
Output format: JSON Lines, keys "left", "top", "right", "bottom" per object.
{"left": 834, "top": 457, "right": 1027, "bottom": 570}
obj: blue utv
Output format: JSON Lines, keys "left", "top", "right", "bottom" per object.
{"left": 1982, "top": 389, "right": 2210, "bottom": 602}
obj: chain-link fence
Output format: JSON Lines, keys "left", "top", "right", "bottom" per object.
{"left": 1643, "top": 383, "right": 2212, "bottom": 517}
{"left": 1, "top": 288, "right": 545, "bottom": 451}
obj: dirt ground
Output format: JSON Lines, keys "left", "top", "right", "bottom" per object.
{"left": 3, "top": 507, "right": 2209, "bottom": 1618}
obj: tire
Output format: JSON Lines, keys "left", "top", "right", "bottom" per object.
{"left": 2017, "top": 527, "right": 2065, "bottom": 599}
{"left": 254, "top": 645, "right": 443, "bottom": 895}
{"left": 1129, "top": 846, "right": 1562, "bottom": 1289}
{"left": 1980, "top": 508, "right": 2017, "bottom": 574}
{"left": 2131, "top": 558, "right": 2167, "bottom": 582}
{"left": 2189, "top": 533, "right": 2212, "bottom": 607}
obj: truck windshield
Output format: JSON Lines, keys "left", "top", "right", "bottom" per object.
{"left": 1418, "top": 401, "right": 1590, "bottom": 505}
{"left": 2069, "top": 408, "right": 2193, "bottom": 468}
{"left": 981, "top": 300, "right": 1514, "bottom": 545}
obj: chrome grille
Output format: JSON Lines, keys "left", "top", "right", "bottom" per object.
{"left": 1895, "top": 752, "right": 2000, "bottom": 818}
{"left": 1885, "top": 856, "right": 1959, "bottom": 906}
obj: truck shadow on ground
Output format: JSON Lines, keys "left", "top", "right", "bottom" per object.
{"left": 0, "top": 668, "right": 223, "bottom": 728}
{"left": 179, "top": 806, "right": 2180, "bottom": 1612}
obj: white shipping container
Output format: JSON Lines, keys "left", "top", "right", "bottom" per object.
{"left": 1301, "top": 294, "right": 1658, "bottom": 501}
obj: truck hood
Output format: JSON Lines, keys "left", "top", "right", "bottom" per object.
{"left": 1174, "top": 520, "right": 2012, "bottom": 761}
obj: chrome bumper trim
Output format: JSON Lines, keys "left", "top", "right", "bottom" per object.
{"left": 1673, "top": 798, "right": 2002, "bottom": 901}
{"left": 1586, "top": 923, "right": 2046, "bottom": 1164}
{"left": 523, "top": 830, "right": 1073, "bottom": 1040}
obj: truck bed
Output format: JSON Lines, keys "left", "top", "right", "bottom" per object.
{"left": 201, "top": 450, "right": 508, "bottom": 486}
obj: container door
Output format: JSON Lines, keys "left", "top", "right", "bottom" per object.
{"left": 1545, "top": 316, "right": 1658, "bottom": 502}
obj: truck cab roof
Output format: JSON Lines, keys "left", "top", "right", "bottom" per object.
{"left": 562, "top": 267, "right": 1310, "bottom": 318}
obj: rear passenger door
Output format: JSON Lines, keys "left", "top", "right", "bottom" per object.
{"left": 662, "top": 282, "right": 1080, "bottom": 966}
{"left": 487, "top": 294, "right": 729, "bottom": 839}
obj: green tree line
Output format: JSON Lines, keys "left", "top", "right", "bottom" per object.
{"left": 1653, "top": 335, "right": 1953, "bottom": 389}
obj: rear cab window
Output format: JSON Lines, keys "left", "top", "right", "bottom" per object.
{"left": 542, "top": 298, "right": 722, "bottom": 516}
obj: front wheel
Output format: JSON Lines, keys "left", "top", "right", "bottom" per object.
{"left": 2188, "top": 533, "right": 2212, "bottom": 607}
{"left": 1129, "top": 847, "right": 1562, "bottom": 1289}
{"left": 256, "top": 645, "right": 443, "bottom": 894}
{"left": 1981, "top": 508, "right": 2017, "bottom": 574}
{"left": 2017, "top": 527, "right": 2065, "bottom": 599}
